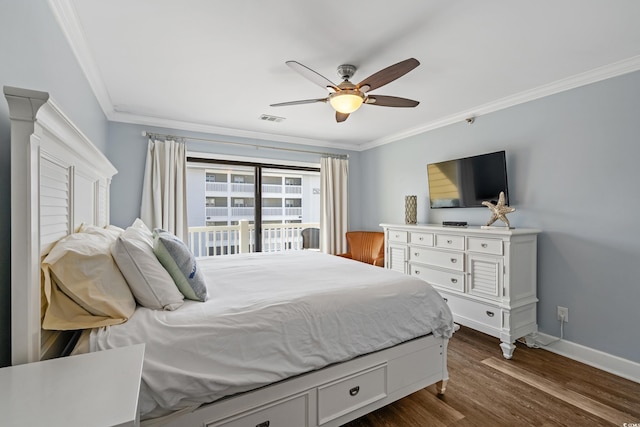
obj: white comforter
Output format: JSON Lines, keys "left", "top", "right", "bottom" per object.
{"left": 91, "top": 250, "right": 454, "bottom": 419}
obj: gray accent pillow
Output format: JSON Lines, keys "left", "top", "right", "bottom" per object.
{"left": 153, "top": 229, "right": 208, "bottom": 301}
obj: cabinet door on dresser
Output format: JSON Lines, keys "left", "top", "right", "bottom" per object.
{"left": 385, "top": 229, "right": 409, "bottom": 273}
{"left": 387, "top": 244, "right": 408, "bottom": 273}
{"left": 467, "top": 254, "right": 504, "bottom": 300}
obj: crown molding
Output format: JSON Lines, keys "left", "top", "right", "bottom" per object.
{"left": 109, "top": 110, "right": 352, "bottom": 151}
{"left": 48, "top": 0, "right": 115, "bottom": 117}
{"left": 360, "top": 55, "right": 640, "bottom": 151}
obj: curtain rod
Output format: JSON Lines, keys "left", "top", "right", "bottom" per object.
{"left": 142, "top": 131, "right": 349, "bottom": 159}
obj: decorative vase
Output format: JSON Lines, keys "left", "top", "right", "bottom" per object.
{"left": 405, "top": 195, "right": 417, "bottom": 224}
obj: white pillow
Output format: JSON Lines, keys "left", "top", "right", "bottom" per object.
{"left": 130, "top": 218, "right": 153, "bottom": 240}
{"left": 112, "top": 226, "right": 184, "bottom": 310}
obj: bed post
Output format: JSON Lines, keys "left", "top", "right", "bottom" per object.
{"left": 436, "top": 336, "right": 449, "bottom": 395}
{"left": 4, "top": 86, "right": 49, "bottom": 365}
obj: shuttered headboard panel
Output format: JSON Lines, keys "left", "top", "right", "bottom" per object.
{"left": 4, "top": 86, "right": 117, "bottom": 365}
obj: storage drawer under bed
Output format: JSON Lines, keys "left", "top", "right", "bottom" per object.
{"left": 206, "top": 393, "right": 309, "bottom": 427}
{"left": 317, "top": 364, "right": 387, "bottom": 425}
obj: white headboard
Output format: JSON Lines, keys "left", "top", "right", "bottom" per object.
{"left": 4, "top": 86, "right": 117, "bottom": 365}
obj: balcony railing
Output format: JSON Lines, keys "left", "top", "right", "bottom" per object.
{"left": 285, "top": 185, "right": 302, "bottom": 194}
{"left": 205, "top": 206, "right": 229, "bottom": 217}
{"left": 207, "top": 207, "right": 303, "bottom": 219}
{"left": 262, "top": 184, "right": 282, "bottom": 193}
{"left": 207, "top": 182, "right": 302, "bottom": 194}
{"left": 230, "top": 207, "right": 254, "bottom": 216}
{"left": 262, "top": 207, "right": 283, "bottom": 216}
{"left": 231, "top": 183, "right": 254, "bottom": 193}
{"left": 284, "top": 207, "right": 302, "bottom": 216}
{"left": 188, "top": 220, "right": 320, "bottom": 257}
{"left": 205, "top": 182, "right": 228, "bottom": 192}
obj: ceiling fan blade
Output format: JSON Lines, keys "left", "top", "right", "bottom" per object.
{"left": 365, "top": 95, "right": 419, "bottom": 108}
{"left": 336, "top": 112, "right": 350, "bottom": 123}
{"left": 270, "top": 98, "right": 328, "bottom": 107}
{"left": 357, "top": 58, "right": 420, "bottom": 93}
{"left": 286, "top": 61, "right": 340, "bottom": 92}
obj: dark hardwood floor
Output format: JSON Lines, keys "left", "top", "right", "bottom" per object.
{"left": 344, "top": 326, "right": 640, "bottom": 426}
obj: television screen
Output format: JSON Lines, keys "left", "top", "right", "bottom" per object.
{"left": 427, "top": 150, "right": 509, "bottom": 208}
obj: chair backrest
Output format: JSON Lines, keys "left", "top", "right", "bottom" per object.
{"left": 301, "top": 227, "right": 320, "bottom": 249}
{"left": 345, "top": 231, "right": 385, "bottom": 265}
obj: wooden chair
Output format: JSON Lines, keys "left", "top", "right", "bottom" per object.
{"left": 337, "top": 231, "right": 385, "bottom": 267}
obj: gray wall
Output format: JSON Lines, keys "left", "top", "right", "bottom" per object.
{"left": 107, "top": 121, "right": 357, "bottom": 228}
{"left": 0, "top": 0, "right": 109, "bottom": 367}
{"left": 356, "top": 70, "right": 640, "bottom": 363}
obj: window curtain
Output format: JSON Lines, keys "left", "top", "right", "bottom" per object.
{"left": 140, "top": 139, "right": 188, "bottom": 241}
{"left": 320, "top": 156, "right": 348, "bottom": 254}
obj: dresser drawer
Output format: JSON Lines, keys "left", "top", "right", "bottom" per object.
{"left": 410, "top": 264, "right": 465, "bottom": 292}
{"left": 441, "top": 293, "right": 502, "bottom": 330}
{"left": 410, "top": 247, "right": 464, "bottom": 272}
{"left": 468, "top": 237, "right": 503, "bottom": 255}
{"left": 387, "top": 230, "right": 408, "bottom": 243}
{"left": 317, "top": 365, "right": 387, "bottom": 425}
{"left": 409, "top": 232, "right": 434, "bottom": 246}
{"left": 435, "top": 234, "right": 465, "bottom": 251}
{"left": 207, "top": 393, "right": 308, "bottom": 427}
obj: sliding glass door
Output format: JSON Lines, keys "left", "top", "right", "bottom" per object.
{"left": 186, "top": 159, "right": 319, "bottom": 256}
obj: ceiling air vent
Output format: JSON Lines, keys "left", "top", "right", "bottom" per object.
{"left": 259, "top": 114, "right": 285, "bottom": 123}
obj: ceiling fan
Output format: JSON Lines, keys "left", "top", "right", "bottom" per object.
{"left": 270, "top": 58, "right": 420, "bottom": 123}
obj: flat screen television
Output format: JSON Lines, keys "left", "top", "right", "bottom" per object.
{"left": 427, "top": 150, "right": 509, "bottom": 208}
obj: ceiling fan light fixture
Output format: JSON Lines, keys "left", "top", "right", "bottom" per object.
{"left": 329, "top": 90, "right": 364, "bottom": 114}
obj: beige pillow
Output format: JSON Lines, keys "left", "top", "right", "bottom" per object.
{"left": 77, "top": 223, "right": 123, "bottom": 239}
{"left": 112, "top": 226, "right": 184, "bottom": 310}
{"left": 42, "top": 231, "right": 136, "bottom": 330}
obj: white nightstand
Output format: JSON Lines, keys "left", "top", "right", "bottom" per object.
{"left": 1, "top": 344, "right": 145, "bottom": 427}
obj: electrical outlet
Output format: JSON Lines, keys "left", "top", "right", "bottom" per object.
{"left": 557, "top": 306, "right": 569, "bottom": 322}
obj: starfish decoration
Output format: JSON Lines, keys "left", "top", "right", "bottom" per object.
{"left": 482, "top": 191, "right": 515, "bottom": 227}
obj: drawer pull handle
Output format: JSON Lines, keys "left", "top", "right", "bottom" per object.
{"left": 414, "top": 252, "right": 420, "bottom": 257}
{"left": 414, "top": 270, "right": 420, "bottom": 275}
{"left": 450, "top": 258, "right": 457, "bottom": 263}
{"left": 395, "top": 234, "right": 400, "bottom": 238}
{"left": 443, "top": 298, "right": 448, "bottom": 303}
{"left": 486, "top": 311, "right": 495, "bottom": 317}
{"left": 349, "top": 386, "right": 360, "bottom": 396}
{"left": 256, "top": 421, "right": 270, "bottom": 427}
{"left": 419, "top": 237, "right": 424, "bottom": 241}
{"left": 481, "top": 243, "right": 488, "bottom": 248}
{"left": 450, "top": 278, "right": 457, "bottom": 284}
{"left": 447, "top": 239, "right": 452, "bottom": 244}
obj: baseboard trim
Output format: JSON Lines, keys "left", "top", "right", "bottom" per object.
{"left": 534, "top": 333, "right": 640, "bottom": 384}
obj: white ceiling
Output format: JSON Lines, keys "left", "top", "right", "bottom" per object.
{"left": 50, "top": 0, "right": 640, "bottom": 151}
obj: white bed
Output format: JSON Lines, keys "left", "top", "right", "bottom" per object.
{"left": 92, "top": 251, "right": 453, "bottom": 420}
{"left": 6, "top": 86, "right": 453, "bottom": 427}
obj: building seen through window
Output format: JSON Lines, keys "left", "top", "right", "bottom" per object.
{"left": 187, "top": 161, "right": 320, "bottom": 256}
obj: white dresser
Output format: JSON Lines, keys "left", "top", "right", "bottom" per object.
{"left": 381, "top": 223, "right": 539, "bottom": 359}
